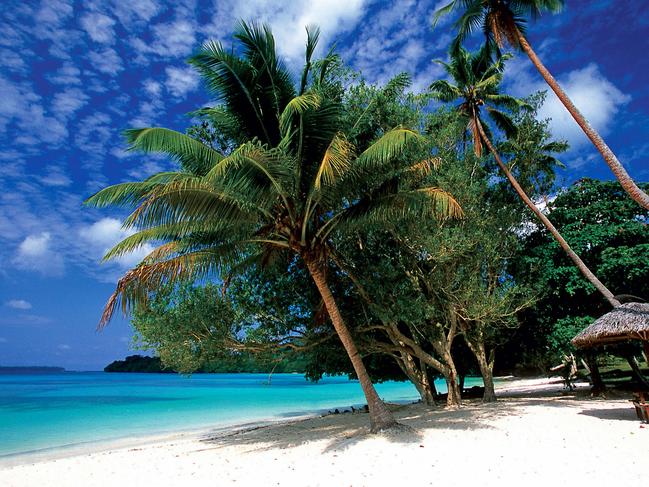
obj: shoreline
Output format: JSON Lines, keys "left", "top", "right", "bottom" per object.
{"left": 0, "top": 394, "right": 418, "bottom": 467}
{"left": 0, "top": 376, "right": 569, "bottom": 466}
{"left": 2, "top": 376, "right": 645, "bottom": 486}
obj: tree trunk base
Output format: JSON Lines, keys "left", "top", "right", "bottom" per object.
{"left": 482, "top": 391, "right": 497, "bottom": 403}
{"left": 370, "top": 420, "right": 412, "bottom": 434}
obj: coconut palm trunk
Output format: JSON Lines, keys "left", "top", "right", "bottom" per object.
{"left": 475, "top": 118, "right": 621, "bottom": 308}
{"left": 304, "top": 257, "right": 398, "bottom": 432}
{"left": 514, "top": 29, "right": 649, "bottom": 210}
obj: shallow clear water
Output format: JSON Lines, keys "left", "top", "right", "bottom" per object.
{"left": 0, "top": 372, "right": 482, "bottom": 456}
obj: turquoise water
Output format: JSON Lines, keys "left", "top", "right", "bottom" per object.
{"left": 0, "top": 372, "right": 479, "bottom": 457}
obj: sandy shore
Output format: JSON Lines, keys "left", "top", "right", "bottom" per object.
{"left": 1, "top": 377, "right": 646, "bottom": 486}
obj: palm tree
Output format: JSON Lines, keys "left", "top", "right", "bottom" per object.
{"left": 435, "top": 0, "right": 649, "bottom": 210}
{"left": 429, "top": 46, "right": 620, "bottom": 307}
{"left": 86, "top": 22, "right": 462, "bottom": 432}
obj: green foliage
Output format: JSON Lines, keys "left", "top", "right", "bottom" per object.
{"left": 506, "top": 178, "right": 649, "bottom": 369}
{"left": 435, "top": 0, "right": 564, "bottom": 55}
{"left": 86, "top": 22, "right": 460, "bottom": 332}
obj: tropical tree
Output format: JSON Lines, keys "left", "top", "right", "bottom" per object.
{"left": 434, "top": 0, "right": 649, "bottom": 210}
{"left": 86, "top": 22, "right": 462, "bottom": 432}
{"left": 429, "top": 46, "right": 621, "bottom": 308}
{"left": 507, "top": 178, "right": 649, "bottom": 370}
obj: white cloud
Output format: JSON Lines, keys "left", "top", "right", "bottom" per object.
{"left": 203, "top": 0, "right": 367, "bottom": 62}
{"left": 79, "top": 218, "right": 155, "bottom": 269}
{"left": 165, "top": 66, "right": 199, "bottom": 98}
{"left": 338, "top": 0, "right": 442, "bottom": 91}
{"left": 51, "top": 88, "right": 89, "bottom": 119}
{"left": 33, "top": 0, "right": 81, "bottom": 60}
{"left": 80, "top": 13, "right": 116, "bottom": 44}
{"left": 156, "top": 19, "right": 196, "bottom": 56}
{"left": 0, "top": 76, "right": 68, "bottom": 146}
{"left": 13, "top": 232, "right": 65, "bottom": 276}
{"left": 112, "top": 0, "right": 161, "bottom": 27}
{"left": 508, "top": 63, "right": 630, "bottom": 150}
{"left": 58, "top": 344, "right": 71, "bottom": 351}
{"left": 39, "top": 165, "right": 73, "bottom": 187}
{"left": 6, "top": 299, "right": 32, "bottom": 310}
{"left": 88, "top": 48, "right": 123, "bottom": 75}
{"left": 47, "top": 63, "right": 82, "bottom": 86}
{"left": 143, "top": 79, "right": 162, "bottom": 97}
{"left": 18, "top": 232, "right": 51, "bottom": 257}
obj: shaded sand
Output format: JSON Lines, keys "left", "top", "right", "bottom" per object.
{"left": 1, "top": 378, "right": 646, "bottom": 486}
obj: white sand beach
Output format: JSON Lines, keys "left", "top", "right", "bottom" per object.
{"left": 1, "top": 377, "right": 646, "bottom": 487}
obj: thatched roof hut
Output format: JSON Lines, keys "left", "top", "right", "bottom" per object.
{"left": 572, "top": 302, "right": 649, "bottom": 348}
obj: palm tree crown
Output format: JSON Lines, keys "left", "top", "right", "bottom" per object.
{"left": 435, "top": 0, "right": 563, "bottom": 54}
{"left": 86, "top": 21, "right": 461, "bottom": 432}
{"left": 430, "top": 46, "right": 527, "bottom": 156}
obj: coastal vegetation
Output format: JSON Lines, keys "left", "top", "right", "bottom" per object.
{"left": 88, "top": 8, "right": 648, "bottom": 431}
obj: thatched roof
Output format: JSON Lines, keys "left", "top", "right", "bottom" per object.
{"left": 572, "top": 302, "right": 649, "bottom": 348}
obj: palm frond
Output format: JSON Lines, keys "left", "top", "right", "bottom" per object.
{"left": 300, "top": 25, "right": 320, "bottom": 95}
{"left": 313, "top": 132, "right": 355, "bottom": 189}
{"left": 328, "top": 186, "right": 463, "bottom": 237}
{"left": 98, "top": 245, "right": 248, "bottom": 329}
{"left": 279, "top": 92, "right": 321, "bottom": 139}
{"left": 84, "top": 172, "right": 189, "bottom": 208}
{"left": 125, "top": 128, "right": 224, "bottom": 175}
{"left": 355, "top": 128, "right": 424, "bottom": 172}
{"left": 486, "top": 107, "right": 517, "bottom": 138}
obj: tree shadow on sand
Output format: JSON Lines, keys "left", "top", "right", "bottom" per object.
{"left": 193, "top": 383, "right": 641, "bottom": 455}
{"left": 195, "top": 402, "right": 508, "bottom": 454}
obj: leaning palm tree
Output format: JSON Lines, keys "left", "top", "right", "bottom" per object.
{"left": 86, "top": 22, "right": 462, "bottom": 432}
{"left": 430, "top": 46, "right": 620, "bottom": 307}
{"left": 434, "top": 0, "right": 649, "bottom": 210}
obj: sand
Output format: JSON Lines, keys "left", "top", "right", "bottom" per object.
{"left": 1, "top": 377, "right": 646, "bottom": 486}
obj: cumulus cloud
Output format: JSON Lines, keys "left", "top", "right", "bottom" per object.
{"left": 203, "top": 0, "right": 366, "bottom": 62}
{"left": 80, "top": 12, "right": 116, "bottom": 44}
{"left": 165, "top": 67, "right": 199, "bottom": 98}
{"left": 13, "top": 232, "right": 65, "bottom": 276}
{"left": 508, "top": 63, "right": 630, "bottom": 150}
{"left": 6, "top": 299, "right": 32, "bottom": 310}
{"left": 79, "top": 218, "right": 155, "bottom": 269}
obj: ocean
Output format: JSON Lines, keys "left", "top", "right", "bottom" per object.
{"left": 0, "top": 372, "right": 481, "bottom": 457}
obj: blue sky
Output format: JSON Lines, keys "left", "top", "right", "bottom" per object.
{"left": 0, "top": 0, "right": 647, "bottom": 370}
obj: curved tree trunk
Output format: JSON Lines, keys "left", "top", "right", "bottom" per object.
{"left": 304, "top": 257, "right": 398, "bottom": 432}
{"left": 515, "top": 29, "right": 649, "bottom": 211}
{"left": 397, "top": 353, "right": 436, "bottom": 406}
{"left": 475, "top": 118, "right": 621, "bottom": 308}
{"left": 464, "top": 335, "right": 497, "bottom": 402}
{"left": 442, "top": 352, "right": 462, "bottom": 408}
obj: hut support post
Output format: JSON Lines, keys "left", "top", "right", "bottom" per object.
{"left": 643, "top": 341, "right": 649, "bottom": 368}
{"left": 586, "top": 351, "right": 605, "bottom": 394}
{"left": 625, "top": 352, "right": 649, "bottom": 389}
